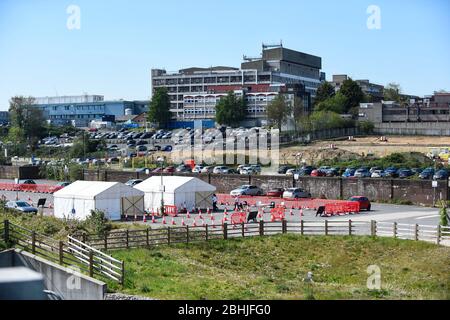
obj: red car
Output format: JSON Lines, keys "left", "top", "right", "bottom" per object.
{"left": 266, "top": 188, "right": 284, "bottom": 198}
{"left": 163, "top": 166, "right": 176, "bottom": 173}
{"left": 349, "top": 196, "right": 371, "bottom": 211}
{"left": 310, "top": 170, "right": 326, "bottom": 177}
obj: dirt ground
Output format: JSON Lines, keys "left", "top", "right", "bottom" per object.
{"left": 281, "top": 135, "right": 450, "bottom": 165}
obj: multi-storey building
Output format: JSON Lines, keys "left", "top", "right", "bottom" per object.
{"left": 32, "top": 95, "right": 148, "bottom": 127}
{"left": 151, "top": 44, "right": 324, "bottom": 125}
{"left": 331, "top": 75, "right": 385, "bottom": 102}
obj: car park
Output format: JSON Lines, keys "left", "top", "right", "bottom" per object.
{"left": 342, "top": 168, "right": 356, "bottom": 178}
{"left": 348, "top": 196, "right": 371, "bottom": 211}
{"left": 371, "top": 170, "right": 384, "bottom": 178}
{"left": 283, "top": 188, "right": 311, "bottom": 199}
{"left": 384, "top": 167, "right": 399, "bottom": 178}
{"left": 230, "top": 185, "right": 264, "bottom": 196}
{"left": 398, "top": 168, "right": 414, "bottom": 179}
{"left": 125, "top": 179, "right": 143, "bottom": 187}
{"left": 5, "top": 201, "right": 38, "bottom": 214}
{"left": 354, "top": 168, "right": 371, "bottom": 178}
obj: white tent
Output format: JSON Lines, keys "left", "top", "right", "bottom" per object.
{"left": 53, "top": 181, "right": 145, "bottom": 221}
{"left": 134, "top": 176, "right": 216, "bottom": 212}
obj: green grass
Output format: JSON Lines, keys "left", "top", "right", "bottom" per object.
{"left": 107, "top": 235, "right": 450, "bottom": 300}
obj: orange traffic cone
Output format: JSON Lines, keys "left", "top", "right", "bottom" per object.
{"left": 171, "top": 217, "right": 176, "bottom": 225}
{"left": 201, "top": 219, "right": 206, "bottom": 227}
{"left": 125, "top": 214, "right": 128, "bottom": 221}
{"left": 187, "top": 211, "right": 191, "bottom": 219}
{"left": 300, "top": 208, "right": 303, "bottom": 217}
{"left": 199, "top": 212, "right": 203, "bottom": 220}
{"left": 134, "top": 214, "right": 137, "bottom": 221}
{"left": 162, "top": 216, "right": 167, "bottom": 225}
{"left": 143, "top": 214, "right": 147, "bottom": 223}
{"left": 224, "top": 208, "right": 228, "bottom": 216}
{"left": 181, "top": 218, "right": 186, "bottom": 226}
{"left": 290, "top": 208, "right": 294, "bottom": 216}
{"left": 193, "top": 218, "right": 197, "bottom": 227}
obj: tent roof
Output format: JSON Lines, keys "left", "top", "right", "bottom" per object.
{"left": 54, "top": 181, "right": 139, "bottom": 199}
{"left": 135, "top": 176, "right": 216, "bottom": 193}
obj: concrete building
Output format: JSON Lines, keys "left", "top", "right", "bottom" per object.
{"left": 32, "top": 95, "right": 149, "bottom": 127}
{"left": 359, "top": 92, "right": 450, "bottom": 135}
{"left": 331, "top": 75, "right": 384, "bottom": 102}
{"left": 151, "top": 44, "right": 324, "bottom": 126}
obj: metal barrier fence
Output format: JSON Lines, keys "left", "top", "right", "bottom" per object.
{"left": 0, "top": 183, "right": 62, "bottom": 194}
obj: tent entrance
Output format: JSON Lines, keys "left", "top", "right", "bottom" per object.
{"left": 121, "top": 196, "right": 144, "bottom": 216}
{"left": 195, "top": 192, "right": 214, "bottom": 209}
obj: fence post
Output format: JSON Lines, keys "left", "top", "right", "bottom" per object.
{"left": 59, "top": 241, "right": 64, "bottom": 265}
{"left": 206, "top": 224, "right": 209, "bottom": 241}
{"left": 31, "top": 231, "right": 36, "bottom": 254}
{"left": 259, "top": 220, "right": 264, "bottom": 236}
{"left": 186, "top": 226, "right": 190, "bottom": 244}
{"left": 82, "top": 233, "right": 87, "bottom": 244}
{"left": 301, "top": 220, "right": 304, "bottom": 236}
{"left": 126, "top": 230, "right": 129, "bottom": 249}
{"left": 324, "top": 220, "right": 328, "bottom": 236}
{"left": 4, "top": 220, "right": 10, "bottom": 244}
{"left": 282, "top": 220, "right": 287, "bottom": 234}
{"left": 89, "top": 251, "right": 94, "bottom": 277}
{"left": 393, "top": 222, "right": 398, "bottom": 239}
{"left": 415, "top": 224, "right": 419, "bottom": 241}
{"left": 349, "top": 220, "right": 352, "bottom": 236}
{"left": 146, "top": 228, "right": 149, "bottom": 247}
{"left": 121, "top": 261, "right": 125, "bottom": 286}
{"left": 370, "top": 220, "right": 376, "bottom": 237}
{"left": 167, "top": 227, "right": 171, "bottom": 245}
{"left": 104, "top": 233, "right": 108, "bottom": 251}
{"left": 223, "top": 223, "right": 228, "bottom": 240}
{"left": 437, "top": 225, "right": 441, "bottom": 245}
{"left": 241, "top": 223, "right": 245, "bottom": 238}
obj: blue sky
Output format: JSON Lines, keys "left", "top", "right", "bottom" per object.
{"left": 0, "top": 0, "right": 449, "bottom": 110}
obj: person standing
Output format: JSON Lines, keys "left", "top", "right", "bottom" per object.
{"left": 212, "top": 194, "right": 218, "bottom": 212}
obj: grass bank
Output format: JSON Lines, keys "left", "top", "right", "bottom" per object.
{"left": 108, "top": 235, "right": 450, "bottom": 300}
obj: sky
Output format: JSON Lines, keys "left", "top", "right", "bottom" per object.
{"left": 0, "top": 0, "right": 449, "bottom": 110}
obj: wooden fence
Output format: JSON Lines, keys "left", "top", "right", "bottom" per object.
{"left": 73, "top": 220, "right": 450, "bottom": 251}
{"left": 0, "top": 220, "right": 124, "bottom": 285}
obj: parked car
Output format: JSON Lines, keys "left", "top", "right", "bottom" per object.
{"left": 342, "top": 168, "right": 356, "bottom": 178}
{"left": 371, "top": 170, "right": 384, "bottom": 178}
{"left": 266, "top": 188, "right": 285, "bottom": 198}
{"left": 310, "top": 169, "right": 326, "bottom": 177}
{"left": 354, "top": 168, "right": 371, "bottom": 178}
{"left": 325, "top": 168, "right": 340, "bottom": 177}
{"left": 55, "top": 181, "right": 71, "bottom": 188}
{"left": 136, "top": 145, "right": 148, "bottom": 152}
{"left": 240, "top": 166, "right": 257, "bottom": 175}
{"left": 162, "top": 145, "right": 173, "bottom": 152}
{"left": 213, "top": 166, "right": 230, "bottom": 174}
{"left": 201, "top": 166, "right": 214, "bottom": 174}
{"left": 250, "top": 165, "right": 261, "bottom": 173}
{"left": 230, "top": 185, "right": 264, "bottom": 196}
{"left": 348, "top": 196, "right": 371, "bottom": 211}
{"left": 125, "top": 179, "right": 143, "bottom": 187}
{"left": 384, "top": 167, "right": 399, "bottom": 178}
{"left": 369, "top": 167, "right": 382, "bottom": 174}
{"left": 192, "top": 165, "right": 205, "bottom": 173}
{"left": 20, "top": 179, "right": 36, "bottom": 185}
{"left": 300, "top": 166, "right": 315, "bottom": 176}
{"left": 285, "top": 169, "right": 299, "bottom": 176}
{"left": 176, "top": 164, "right": 192, "bottom": 173}
{"left": 163, "top": 166, "right": 176, "bottom": 173}
{"left": 398, "top": 168, "right": 414, "bottom": 179}
{"left": 283, "top": 188, "right": 311, "bottom": 199}
{"left": 278, "top": 165, "right": 294, "bottom": 174}
{"left": 5, "top": 201, "right": 38, "bottom": 214}
{"left": 419, "top": 168, "right": 435, "bottom": 180}
{"left": 433, "top": 169, "right": 449, "bottom": 180}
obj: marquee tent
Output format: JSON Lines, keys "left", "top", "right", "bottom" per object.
{"left": 134, "top": 176, "right": 216, "bottom": 212}
{"left": 53, "top": 181, "right": 145, "bottom": 221}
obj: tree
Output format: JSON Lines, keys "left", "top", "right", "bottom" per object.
{"left": 339, "top": 78, "right": 364, "bottom": 115}
{"left": 267, "top": 94, "right": 292, "bottom": 131}
{"left": 148, "top": 88, "right": 172, "bottom": 128}
{"left": 292, "top": 96, "right": 305, "bottom": 134}
{"left": 314, "top": 81, "right": 336, "bottom": 106}
{"left": 439, "top": 201, "right": 449, "bottom": 227}
{"left": 383, "top": 83, "right": 404, "bottom": 103}
{"left": 8, "top": 96, "right": 45, "bottom": 149}
{"left": 315, "top": 92, "right": 347, "bottom": 114}
{"left": 215, "top": 91, "right": 247, "bottom": 127}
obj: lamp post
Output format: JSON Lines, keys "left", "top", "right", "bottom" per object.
{"left": 157, "top": 156, "right": 165, "bottom": 215}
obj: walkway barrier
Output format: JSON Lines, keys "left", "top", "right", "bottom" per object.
{"left": 230, "top": 212, "right": 247, "bottom": 225}
{"left": 164, "top": 205, "right": 178, "bottom": 217}
{"left": 0, "top": 183, "right": 63, "bottom": 194}
{"left": 270, "top": 207, "right": 285, "bottom": 222}
{"left": 325, "top": 202, "right": 360, "bottom": 215}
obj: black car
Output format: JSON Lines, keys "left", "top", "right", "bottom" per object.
{"left": 278, "top": 165, "right": 293, "bottom": 174}
{"left": 419, "top": 168, "right": 435, "bottom": 180}
{"left": 398, "top": 168, "right": 414, "bottom": 179}
{"left": 433, "top": 169, "right": 449, "bottom": 180}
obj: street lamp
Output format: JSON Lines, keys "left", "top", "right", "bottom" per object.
{"left": 157, "top": 156, "right": 165, "bottom": 215}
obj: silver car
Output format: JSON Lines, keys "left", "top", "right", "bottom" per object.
{"left": 5, "top": 201, "right": 38, "bottom": 214}
{"left": 230, "top": 185, "right": 264, "bottom": 196}
{"left": 283, "top": 188, "right": 311, "bottom": 199}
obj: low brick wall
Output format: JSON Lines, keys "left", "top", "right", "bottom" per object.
{"left": 81, "top": 169, "right": 449, "bottom": 206}
{"left": 0, "top": 165, "right": 40, "bottom": 180}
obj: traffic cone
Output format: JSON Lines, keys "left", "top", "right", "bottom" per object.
{"left": 257, "top": 209, "right": 262, "bottom": 219}
{"left": 134, "top": 214, "right": 137, "bottom": 221}
{"left": 181, "top": 218, "right": 186, "bottom": 226}
{"left": 207, "top": 208, "right": 211, "bottom": 215}
{"left": 125, "top": 214, "right": 128, "bottom": 221}
{"left": 187, "top": 210, "right": 191, "bottom": 219}
{"left": 290, "top": 208, "right": 294, "bottom": 216}
{"left": 162, "top": 216, "right": 167, "bottom": 225}
{"left": 152, "top": 215, "right": 156, "bottom": 223}
{"left": 193, "top": 218, "right": 197, "bottom": 227}
{"left": 300, "top": 208, "right": 303, "bottom": 217}
{"left": 223, "top": 213, "right": 228, "bottom": 222}
{"left": 171, "top": 217, "right": 176, "bottom": 225}
{"left": 199, "top": 212, "right": 204, "bottom": 220}
{"left": 224, "top": 208, "right": 228, "bottom": 216}
{"left": 201, "top": 219, "right": 206, "bottom": 227}
{"left": 143, "top": 214, "right": 147, "bottom": 223}
{"left": 49, "top": 203, "right": 53, "bottom": 209}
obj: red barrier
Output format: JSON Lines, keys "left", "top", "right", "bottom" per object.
{"left": 230, "top": 212, "right": 247, "bottom": 225}
{"left": 270, "top": 207, "right": 285, "bottom": 222}
{"left": 325, "top": 202, "right": 360, "bottom": 215}
{"left": 164, "top": 205, "right": 178, "bottom": 217}
{"left": 0, "top": 183, "right": 62, "bottom": 194}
